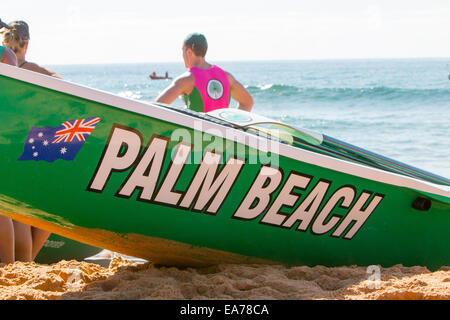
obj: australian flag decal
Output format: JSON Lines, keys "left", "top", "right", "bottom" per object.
{"left": 18, "top": 117, "right": 101, "bottom": 162}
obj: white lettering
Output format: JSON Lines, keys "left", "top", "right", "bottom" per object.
{"left": 154, "top": 143, "right": 191, "bottom": 205}
{"left": 88, "top": 126, "right": 142, "bottom": 192}
{"left": 332, "top": 192, "right": 384, "bottom": 239}
{"left": 311, "top": 186, "right": 355, "bottom": 235}
{"left": 233, "top": 166, "right": 283, "bottom": 220}
{"left": 180, "top": 152, "right": 245, "bottom": 213}
{"left": 282, "top": 180, "right": 330, "bottom": 230}
{"left": 117, "top": 137, "right": 168, "bottom": 200}
{"left": 261, "top": 173, "right": 311, "bottom": 226}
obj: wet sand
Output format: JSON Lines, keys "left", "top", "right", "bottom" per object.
{"left": 0, "top": 257, "right": 448, "bottom": 300}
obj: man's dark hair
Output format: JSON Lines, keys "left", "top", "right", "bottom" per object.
{"left": 183, "top": 33, "right": 208, "bottom": 57}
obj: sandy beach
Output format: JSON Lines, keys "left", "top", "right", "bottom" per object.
{"left": 0, "top": 256, "right": 448, "bottom": 300}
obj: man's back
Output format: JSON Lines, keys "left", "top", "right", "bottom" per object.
{"left": 183, "top": 65, "right": 231, "bottom": 112}
{"left": 156, "top": 33, "right": 253, "bottom": 112}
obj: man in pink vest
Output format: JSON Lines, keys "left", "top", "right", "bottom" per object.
{"left": 156, "top": 33, "right": 254, "bottom": 113}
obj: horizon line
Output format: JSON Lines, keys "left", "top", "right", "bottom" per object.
{"left": 45, "top": 56, "right": 450, "bottom": 67}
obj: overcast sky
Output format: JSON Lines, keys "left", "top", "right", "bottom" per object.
{"left": 2, "top": 0, "right": 450, "bottom": 64}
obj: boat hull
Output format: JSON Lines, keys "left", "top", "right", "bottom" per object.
{"left": 1, "top": 65, "right": 449, "bottom": 269}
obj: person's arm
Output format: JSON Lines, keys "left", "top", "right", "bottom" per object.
{"left": 0, "top": 47, "right": 17, "bottom": 66}
{"left": 22, "top": 62, "right": 62, "bottom": 79}
{"left": 156, "top": 73, "right": 194, "bottom": 105}
{"left": 227, "top": 72, "right": 254, "bottom": 112}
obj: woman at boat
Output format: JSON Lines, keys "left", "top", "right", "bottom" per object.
{"left": 156, "top": 33, "right": 253, "bottom": 112}
{"left": 0, "top": 20, "right": 16, "bottom": 66}
{"left": 0, "top": 19, "right": 17, "bottom": 264}
{"left": 1, "top": 20, "right": 59, "bottom": 262}
{"left": 2, "top": 21, "right": 61, "bottom": 78}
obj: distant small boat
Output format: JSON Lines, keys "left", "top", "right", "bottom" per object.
{"left": 149, "top": 72, "right": 172, "bottom": 80}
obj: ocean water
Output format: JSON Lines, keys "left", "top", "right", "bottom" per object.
{"left": 50, "top": 59, "right": 450, "bottom": 178}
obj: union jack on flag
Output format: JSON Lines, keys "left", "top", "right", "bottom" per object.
{"left": 53, "top": 117, "right": 102, "bottom": 144}
{"left": 18, "top": 117, "right": 102, "bottom": 162}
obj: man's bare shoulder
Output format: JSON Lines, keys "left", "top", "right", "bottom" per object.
{"left": 224, "top": 70, "right": 237, "bottom": 85}
{"left": 155, "top": 71, "right": 195, "bottom": 104}
{"left": 174, "top": 71, "right": 194, "bottom": 83}
{"left": 172, "top": 71, "right": 195, "bottom": 92}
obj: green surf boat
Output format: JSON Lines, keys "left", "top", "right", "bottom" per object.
{"left": 1, "top": 64, "right": 449, "bottom": 269}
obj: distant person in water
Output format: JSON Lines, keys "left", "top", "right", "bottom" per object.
{"left": 0, "top": 19, "right": 17, "bottom": 264}
{"left": 1, "top": 20, "right": 60, "bottom": 263}
{"left": 156, "top": 33, "right": 253, "bottom": 112}
{"left": 150, "top": 71, "right": 171, "bottom": 80}
{"left": 2, "top": 21, "right": 61, "bottom": 78}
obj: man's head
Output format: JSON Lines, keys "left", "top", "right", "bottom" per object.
{"left": 182, "top": 33, "right": 207, "bottom": 68}
{"left": 1, "top": 21, "right": 30, "bottom": 54}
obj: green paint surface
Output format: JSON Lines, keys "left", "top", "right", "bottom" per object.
{"left": 1, "top": 74, "right": 449, "bottom": 270}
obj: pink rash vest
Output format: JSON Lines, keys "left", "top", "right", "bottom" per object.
{"left": 183, "top": 65, "right": 231, "bottom": 113}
